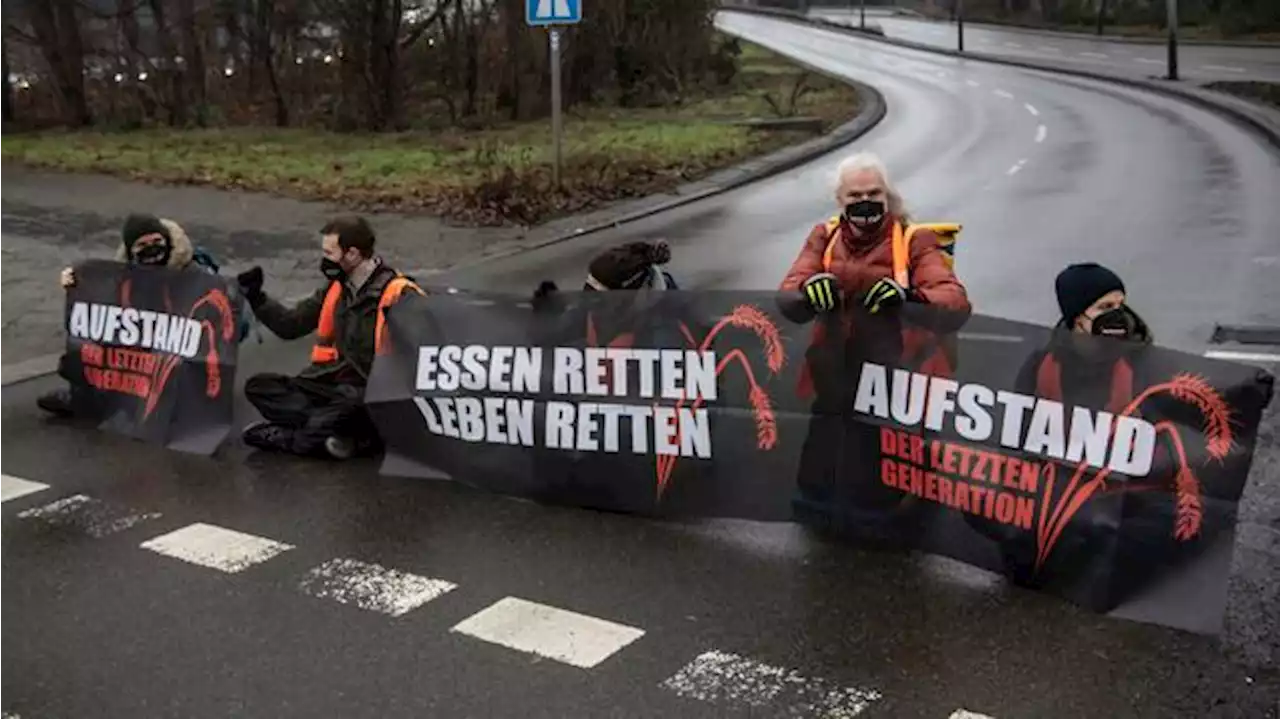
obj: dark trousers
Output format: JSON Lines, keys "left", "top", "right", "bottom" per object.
{"left": 244, "top": 373, "right": 376, "bottom": 455}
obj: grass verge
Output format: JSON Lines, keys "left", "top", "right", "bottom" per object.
{"left": 2, "top": 39, "right": 860, "bottom": 227}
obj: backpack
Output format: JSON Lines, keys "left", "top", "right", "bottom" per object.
{"left": 191, "top": 246, "right": 255, "bottom": 344}
{"left": 821, "top": 217, "right": 961, "bottom": 286}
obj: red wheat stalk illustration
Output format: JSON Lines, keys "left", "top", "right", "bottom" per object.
{"left": 653, "top": 305, "right": 784, "bottom": 497}
{"left": 143, "top": 289, "right": 236, "bottom": 420}
{"left": 1034, "top": 373, "right": 1233, "bottom": 570}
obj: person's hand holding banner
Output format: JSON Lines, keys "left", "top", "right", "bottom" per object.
{"left": 803, "top": 272, "right": 840, "bottom": 313}
{"left": 236, "top": 266, "right": 265, "bottom": 304}
{"left": 863, "top": 277, "right": 907, "bottom": 314}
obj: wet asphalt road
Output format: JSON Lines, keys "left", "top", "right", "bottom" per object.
{"left": 4, "top": 10, "right": 1280, "bottom": 719}
{"left": 811, "top": 9, "right": 1280, "bottom": 83}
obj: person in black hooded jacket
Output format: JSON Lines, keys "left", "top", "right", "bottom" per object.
{"left": 968, "top": 263, "right": 1159, "bottom": 604}
{"left": 529, "top": 241, "right": 689, "bottom": 513}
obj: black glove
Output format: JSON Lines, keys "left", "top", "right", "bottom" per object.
{"left": 864, "top": 277, "right": 907, "bottom": 314}
{"left": 802, "top": 272, "right": 840, "bottom": 313}
{"left": 236, "top": 266, "right": 265, "bottom": 303}
{"left": 531, "top": 280, "right": 560, "bottom": 312}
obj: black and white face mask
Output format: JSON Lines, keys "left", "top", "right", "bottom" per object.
{"left": 1091, "top": 305, "right": 1139, "bottom": 340}
{"left": 844, "top": 199, "right": 886, "bottom": 231}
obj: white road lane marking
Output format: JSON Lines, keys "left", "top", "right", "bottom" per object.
{"left": 958, "top": 332, "right": 1026, "bottom": 344}
{"left": 994, "top": 89, "right": 1014, "bottom": 99}
{"left": 18, "top": 495, "right": 160, "bottom": 537}
{"left": 2, "top": 474, "right": 50, "bottom": 503}
{"left": 1202, "top": 64, "right": 1246, "bottom": 73}
{"left": 1080, "top": 51, "right": 1109, "bottom": 58}
{"left": 141, "top": 522, "right": 294, "bottom": 573}
{"left": 1024, "top": 103, "right": 1039, "bottom": 116}
{"left": 1036, "top": 124, "right": 1047, "bottom": 143}
{"left": 1204, "top": 350, "right": 1280, "bottom": 364}
{"left": 1004, "top": 42, "right": 1023, "bottom": 48}
{"left": 451, "top": 596, "right": 645, "bottom": 669}
{"left": 951, "top": 711, "right": 998, "bottom": 719}
{"left": 1007, "top": 159, "right": 1028, "bottom": 175}
{"left": 662, "top": 650, "right": 882, "bottom": 716}
{"left": 298, "top": 558, "right": 457, "bottom": 616}
{"left": 1137, "top": 57, "right": 1164, "bottom": 65}
{"left": 1037, "top": 45, "right": 1062, "bottom": 52}
{"left": 966, "top": 79, "right": 981, "bottom": 87}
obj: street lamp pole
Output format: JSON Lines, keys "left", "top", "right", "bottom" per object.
{"left": 957, "top": 0, "right": 965, "bottom": 53}
{"left": 1166, "top": 0, "right": 1179, "bottom": 80}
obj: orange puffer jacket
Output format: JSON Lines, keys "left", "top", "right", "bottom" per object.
{"left": 780, "top": 216, "right": 971, "bottom": 314}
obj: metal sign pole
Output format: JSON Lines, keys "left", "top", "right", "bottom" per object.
{"left": 957, "top": 0, "right": 965, "bottom": 53}
{"left": 550, "top": 27, "right": 563, "bottom": 188}
{"left": 1166, "top": 0, "right": 1179, "bottom": 80}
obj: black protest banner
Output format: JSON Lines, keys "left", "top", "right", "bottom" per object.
{"left": 364, "top": 289, "right": 1274, "bottom": 634}
{"left": 365, "top": 289, "right": 805, "bottom": 519}
{"left": 61, "top": 259, "right": 240, "bottom": 454}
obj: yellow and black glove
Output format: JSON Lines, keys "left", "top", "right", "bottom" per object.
{"left": 802, "top": 272, "right": 840, "bottom": 313}
{"left": 864, "top": 277, "right": 908, "bottom": 314}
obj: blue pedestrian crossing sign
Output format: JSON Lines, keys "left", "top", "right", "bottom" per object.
{"left": 527, "top": 0, "right": 581, "bottom": 26}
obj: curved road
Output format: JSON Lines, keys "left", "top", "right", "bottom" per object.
{"left": 814, "top": 8, "right": 1280, "bottom": 82}
{"left": 449, "top": 11, "right": 1280, "bottom": 353}
{"left": 3, "top": 10, "right": 1279, "bottom": 719}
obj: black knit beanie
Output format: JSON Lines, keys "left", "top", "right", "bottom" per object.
{"left": 122, "top": 213, "right": 171, "bottom": 253}
{"left": 1055, "top": 263, "right": 1125, "bottom": 324}
{"left": 585, "top": 241, "right": 671, "bottom": 290}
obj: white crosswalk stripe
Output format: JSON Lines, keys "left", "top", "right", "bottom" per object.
{"left": 298, "top": 557, "right": 457, "bottom": 616}
{"left": 141, "top": 522, "right": 294, "bottom": 573}
{"left": 17, "top": 494, "right": 161, "bottom": 537}
{"left": 661, "top": 649, "right": 882, "bottom": 716}
{"left": 1, "top": 474, "right": 50, "bottom": 503}
{"left": 451, "top": 596, "right": 645, "bottom": 668}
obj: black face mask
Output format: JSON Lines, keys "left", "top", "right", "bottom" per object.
{"left": 133, "top": 243, "right": 171, "bottom": 266}
{"left": 1091, "top": 306, "right": 1138, "bottom": 340}
{"left": 321, "top": 257, "right": 347, "bottom": 281}
{"left": 844, "top": 199, "right": 887, "bottom": 231}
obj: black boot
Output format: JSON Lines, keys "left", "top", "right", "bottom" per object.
{"left": 37, "top": 388, "right": 76, "bottom": 417}
{"left": 242, "top": 420, "right": 295, "bottom": 453}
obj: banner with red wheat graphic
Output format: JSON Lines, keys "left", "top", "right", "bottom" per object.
{"left": 364, "top": 290, "right": 1274, "bottom": 634}
{"left": 60, "top": 260, "right": 239, "bottom": 455}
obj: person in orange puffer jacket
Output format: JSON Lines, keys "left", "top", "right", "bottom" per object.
{"left": 780, "top": 152, "right": 972, "bottom": 544}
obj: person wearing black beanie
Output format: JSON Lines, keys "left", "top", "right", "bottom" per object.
{"left": 1055, "top": 262, "right": 1126, "bottom": 333}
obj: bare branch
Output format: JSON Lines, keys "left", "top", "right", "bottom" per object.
{"left": 399, "top": 1, "right": 446, "bottom": 50}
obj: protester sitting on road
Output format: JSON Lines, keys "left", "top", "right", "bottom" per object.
{"left": 235, "top": 215, "right": 422, "bottom": 460}
{"left": 1016, "top": 262, "right": 1153, "bottom": 408}
{"left": 969, "top": 262, "right": 1154, "bottom": 590}
{"left": 778, "top": 151, "right": 969, "bottom": 321}
{"left": 779, "top": 152, "right": 971, "bottom": 546}
{"left": 37, "top": 213, "right": 248, "bottom": 417}
{"left": 532, "top": 240, "right": 678, "bottom": 307}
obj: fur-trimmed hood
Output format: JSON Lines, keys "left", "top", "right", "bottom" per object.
{"left": 113, "top": 217, "right": 194, "bottom": 268}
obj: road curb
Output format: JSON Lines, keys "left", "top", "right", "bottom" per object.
{"left": 724, "top": 7, "right": 1280, "bottom": 153}
{"left": 440, "top": 73, "right": 888, "bottom": 273}
{"left": 1, "top": 352, "right": 64, "bottom": 388}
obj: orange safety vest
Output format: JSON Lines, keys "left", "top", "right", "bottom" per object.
{"left": 814, "top": 217, "right": 963, "bottom": 380}
{"left": 310, "top": 275, "right": 423, "bottom": 365}
{"left": 820, "top": 217, "right": 960, "bottom": 282}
